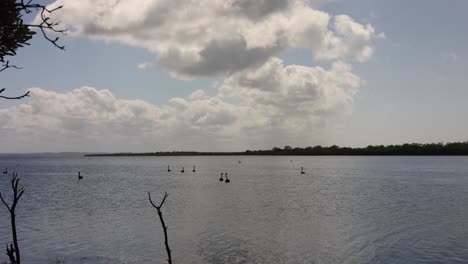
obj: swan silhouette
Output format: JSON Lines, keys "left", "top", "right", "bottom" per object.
{"left": 192, "top": 165, "right": 196, "bottom": 172}
{"left": 300, "top": 167, "right": 305, "bottom": 174}
{"left": 168, "top": 166, "right": 171, "bottom": 172}
{"left": 181, "top": 167, "right": 185, "bottom": 173}
{"left": 219, "top": 173, "right": 224, "bottom": 181}
{"left": 225, "top": 172, "right": 230, "bottom": 183}
{"left": 78, "top": 171, "right": 83, "bottom": 179}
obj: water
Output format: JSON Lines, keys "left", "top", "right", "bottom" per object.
{"left": 0, "top": 155, "right": 468, "bottom": 264}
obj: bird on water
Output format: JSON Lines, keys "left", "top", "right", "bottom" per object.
{"left": 219, "top": 173, "right": 224, "bottom": 181}
{"left": 225, "top": 172, "right": 230, "bottom": 183}
{"left": 192, "top": 165, "right": 196, "bottom": 172}
{"left": 300, "top": 167, "right": 305, "bottom": 174}
{"left": 168, "top": 166, "right": 171, "bottom": 172}
{"left": 78, "top": 171, "right": 83, "bottom": 179}
{"left": 181, "top": 167, "right": 185, "bottom": 173}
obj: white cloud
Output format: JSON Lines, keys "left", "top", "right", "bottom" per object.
{"left": 442, "top": 52, "right": 459, "bottom": 63}
{"left": 315, "top": 15, "right": 385, "bottom": 62}
{"left": 220, "top": 57, "right": 361, "bottom": 127}
{"left": 0, "top": 87, "right": 239, "bottom": 152}
{"left": 0, "top": 57, "right": 362, "bottom": 152}
{"left": 12, "top": 0, "right": 384, "bottom": 151}
{"left": 42, "top": 0, "right": 383, "bottom": 78}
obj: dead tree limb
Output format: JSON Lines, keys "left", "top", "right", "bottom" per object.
{"left": 0, "top": 172, "right": 25, "bottom": 264}
{"left": 6, "top": 243, "right": 16, "bottom": 263}
{"left": 148, "top": 192, "right": 172, "bottom": 264}
{"left": 0, "top": 61, "right": 22, "bottom": 73}
{"left": 0, "top": 88, "right": 30, "bottom": 100}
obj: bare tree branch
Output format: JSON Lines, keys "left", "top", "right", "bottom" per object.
{"left": 16, "top": 1, "right": 67, "bottom": 50}
{"left": 6, "top": 244, "right": 16, "bottom": 264}
{"left": 0, "top": 61, "right": 22, "bottom": 73}
{"left": 0, "top": 172, "right": 24, "bottom": 264}
{"left": 0, "top": 193, "right": 12, "bottom": 212}
{"left": 148, "top": 192, "right": 172, "bottom": 264}
{"left": 0, "top": 89, "right": 30, "bottom": 100}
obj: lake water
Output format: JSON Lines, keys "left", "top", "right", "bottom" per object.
{"left": 0, "top": 155, "right": 468, "bottom": 264}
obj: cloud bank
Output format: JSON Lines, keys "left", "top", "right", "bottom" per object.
{"left": 2, "top": 0, "right": 383, "bottom": 151}
{"left": 43, "top": 0, "right": 382, "bottom": 78}
{"left": 0, "top": 58, "right": 361, "bottom": 152}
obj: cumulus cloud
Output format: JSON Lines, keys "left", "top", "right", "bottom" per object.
{"left": 42, "top": 0, "right": 383, "bottom": 78}
{"left": 9, "top": 0, "right": 384, "bottom": 151}
{"left": 316, "top": 15, "right": 385, "bottom": 62}
{"left": 0, "top": 57, "right": 362, "bottom": 151}
{"left": 219, "top": 57, "right": 361, "bottom": 130}
{"left": 231, "top": 0, "right": 292, "bottom": 20}
{"left": 156, "top": 36, "right": 286, "bottom": 78}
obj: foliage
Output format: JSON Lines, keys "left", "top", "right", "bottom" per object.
{"left": 0, "top": 0, "right": 36, "bottom": 64}
{"left": 0, "top": 0, "right": 65, "bottom": 99}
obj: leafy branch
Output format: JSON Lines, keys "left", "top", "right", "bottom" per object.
{"left": 0, "top": 0, "right": 66, "bottom": 100}
{"left": 17, "top": 0, "right": 67, "bottom": 50}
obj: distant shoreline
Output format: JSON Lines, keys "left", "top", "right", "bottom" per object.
{"left": 85, "top": 153, "right": 468, "bottom": 157}
{"left": 85, "top": 142, "right": 468, "bottom": 157}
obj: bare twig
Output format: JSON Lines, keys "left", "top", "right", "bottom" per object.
{"left": 0, "top": 88, "right": 30, "bottom": 100}
{"left": 148, "top": 192, "right": 172, "bottom": 264}
{"left": 0, "top": 172, "right": 25, "bottom": 264}
{"left": 6, "top": 244, "right": 16, "bottom": 263}
{"left": 17, "top": 1, "right": 67, "bottom": 50}
{"left": 0, "top": 61, "right": 22, "bottom": 73}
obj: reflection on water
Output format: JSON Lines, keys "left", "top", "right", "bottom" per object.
{"left": 0, "top": 155, "right": 468, "bottom": 263}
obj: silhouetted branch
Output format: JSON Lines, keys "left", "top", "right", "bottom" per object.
{"left": 0, "top": 61, "right": 22, "bottom": 72}
{"left": 17, "top": 0, "right": 67, "bottom": 50}
{"left": 0, "top": 88, "right": 30, "bottom": 100}
{"left": 0, "top": 0, "right": 67, "bottom": 100}
{"left": 0, "top": 172, "right": 25, "bottom": 264}
{"left": 148, "top": 192, "right": 172, "bottom": 264}
{"left": 6, "top": 243, "right": 16, "bottom": 263}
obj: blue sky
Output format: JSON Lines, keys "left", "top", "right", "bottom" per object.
{"left": 1, "top": 0, "right": 467, "bottom": 152}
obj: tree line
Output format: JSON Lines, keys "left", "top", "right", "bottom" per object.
{"left": 247, "top": 142, "right": 468, "bottom": 156}
{"left": 85, "top": 142, "right": 468, "bottom": 157}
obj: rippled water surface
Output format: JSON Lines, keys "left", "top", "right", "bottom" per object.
{"left": 1, "top": 155, "right": 468, "bottom": 263}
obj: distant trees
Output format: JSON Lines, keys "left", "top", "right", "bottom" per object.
{"left": 0, "top": 0, "right": 66, "bottom": 100}
{"left": 85, "top": 142, "right": 468, "bottom": 156}
{"left": 0, "top": 172, "right": 25, "bottom": 264}
{"left": 245, "top": 142, "right": 468, "bottom": 156}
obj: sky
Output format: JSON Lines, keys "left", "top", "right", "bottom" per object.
{"left": 1, "top": 0, "right": 467, "bottom": 153}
